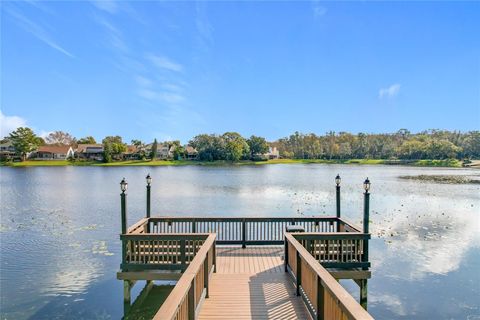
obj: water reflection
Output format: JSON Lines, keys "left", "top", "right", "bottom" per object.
{"left": 1, "top": 165, "right": 479, "bottom": 319}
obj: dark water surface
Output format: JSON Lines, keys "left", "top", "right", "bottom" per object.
{"left": 1, "top": 165, "right": 479, "bottom": 319}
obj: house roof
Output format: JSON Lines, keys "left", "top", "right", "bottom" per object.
{"left": 37, "top": 145, "right": 72, "bottom": 154}
{"left": 185, "top": 146, "right": 198, "bottom": 154}
{"left": 124, "top": 145, "right": 138, "bottom": 154}
{"left": 77, "top": 144, "right": 103, "bottom": 153}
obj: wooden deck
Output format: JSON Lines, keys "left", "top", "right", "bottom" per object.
{"left": 198, "top": 246, "right": 310, "bottom": 319}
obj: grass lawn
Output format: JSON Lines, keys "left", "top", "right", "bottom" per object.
{"left": 1, "top": 158, "right": 463, "bottom": 167}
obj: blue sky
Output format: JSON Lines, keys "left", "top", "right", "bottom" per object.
{"left": 1, "top": 1, "right": 479, "bottom": 142}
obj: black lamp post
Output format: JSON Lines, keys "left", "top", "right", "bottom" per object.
{"left": 120, "top": 178, "right": 128, "bottom": 234}
{"left": 335, "top": 174, "right": 341, "bottom": 219}
{"left": 146, "top": 173, "right": 152, "bottom": 219}
{"left": 362, "top": 177, "right": 371, "bottom": 270}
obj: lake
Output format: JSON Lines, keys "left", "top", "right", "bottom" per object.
{"left": 1, "top": 164, "right": 479, "bottom": 319}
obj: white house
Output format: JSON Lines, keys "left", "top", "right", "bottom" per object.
{"left": 265, "top": 146, "right": 280, "bottom": 159}
{"left": 33, "top": 145, "right": 74, "bottom": 160}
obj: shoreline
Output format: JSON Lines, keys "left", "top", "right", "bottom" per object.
{"left": 0, "top": 158, "right": 469, "bottom": 168}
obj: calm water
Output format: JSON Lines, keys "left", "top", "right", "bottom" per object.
{"left": 1, "top": 164, "right": 479, "bottom": 319}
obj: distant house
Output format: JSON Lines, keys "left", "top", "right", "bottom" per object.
{"left": 76, "top": 144, "right": 104, "bottom": 161}
{"left": 158, "top": 144, "right": 174, "bottom": 159}
{"left": 265, "top": 146, "right": 280, "bottom": 159}
{"left": 185, "top": 145, "right": 198, "bottom": 160}
{"left": 145, "top": 143, "right": 174, "bottom": 160}
{"left": 0, "top": 139, "right": 16, "bottom": 160}
{"left": 123, "top": 145, "right": 140, "bottom": 160}
{"left": 33, "top": 145, "right": 74, "bottom": 160}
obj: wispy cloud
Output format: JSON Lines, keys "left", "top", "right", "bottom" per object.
{"left": 0, "top": 110, "right": 27, "bottom": 138}
{"left": 137, "top": 89, "right": 185, "bottom": 104}
{"left": 379, "top": 83, "right": 401, "bottom": 99}
{"left": 195, "top": 2, "right": 214, "bottom": 53}
{"left": 312, "top": 1, "right": 327, "bottom": 18}
{"left": 93, "top": 15, "right": 128, "bottom": 53}
{"left": 147, "top": 54, "right": 184, "bottom": 72}
{"left": 5, "top": 6, "right": 74, "bottom": 58}
{"left": 91, "top": 0, "right": 118, "bottom": 14}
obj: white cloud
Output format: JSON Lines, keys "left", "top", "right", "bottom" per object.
{"left": 147, "top": 54, "right": 184, "bottom": 72}
{"left": 5, "top": 7, "right": 74, "bottom": 58}
{"left": 379, "top": 84, "right": 401, "bottom": 99}
{"left": 134, "top": 75, "right": 153, "bottom": 87}
{"left": 312, "top": 1, "right": 327, "bottom": 18}
{"left": 137, "top": 89, "right": 185, "bottom": 104}
{"left": 91, "top": 0, "right": 118, "bottom": 14}
{"left": 0, "top": 110, "right": 28, "bottom": 138}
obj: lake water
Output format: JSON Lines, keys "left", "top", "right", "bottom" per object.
{"left": 1, "top": 164, "right": 479, "bottom": 319}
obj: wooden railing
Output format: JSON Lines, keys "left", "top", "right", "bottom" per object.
{"left": 146, "top": 217, "right": 359, "bottom": 246}
{"left": 120, "top": 233, "right": 211, "bottom": 272}
{"left": 285, "top": 233, "right": 374, "bottom": 320}
{"left": 154, "top": 234, "right": 216, "bottom": 320}
{"left": 293, "top": 233, "right": 370, "bottom": 269}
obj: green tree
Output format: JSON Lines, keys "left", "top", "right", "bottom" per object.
{"left": 77, "top": 136, "right": 97, "bottom": 144}
{"left": 103, "top": 143, "right": 112, "bottom": 163}
{"left": 102, "top": 136, "right": 126, "bottom": 161}
{"left": 131, "top": 139, "right": 143, "bottom": 147}
{"left": 222, "top": 132, "right": 249, "bottom": 161}
{"left": 34, "top": 136, "right": 46, "bottom": 146}
{"left": 189, "top": 134, "right": 226, "bottom": 161}
{"left": 247, "top": 135, "right": 269, "bottom": 159}
{"left": 150, "top": 139, "right": 158, "bottom": 160}
{"left": 9, "top": 127, "right": 39, "bottom": 161}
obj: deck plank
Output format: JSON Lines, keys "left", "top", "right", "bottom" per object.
{"left": 199, "top": 246, "right": 310, "bottom": 320}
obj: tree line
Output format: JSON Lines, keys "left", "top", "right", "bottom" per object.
{"left": 273, "top": 130, "right": 480, "bottom": 160}
{"left": 2, "top": 127, "right": 479, "bottom": 162}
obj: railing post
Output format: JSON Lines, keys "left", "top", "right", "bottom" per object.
{"left": 213, "top": 240, "right": 217, "bottom": 273}
{"left": 284, "top": 236, "right": 289, "bottom": 272}
{"left": 180, "top": 239, "right": 186, "bottom": 269}
{"left": 317, "top": 276, "right": 324, "bottom": 320}
{"left": 192, "top": 219, "right": 196, "bottom": 233}
{"left": 188, "top": 281, "right": 195, "bottom": 320}
{"left": 296, "top": 250, "right": 301, "bottom": 296}
{"left": 363, "top": 179, "right": 370, "bottom": 270}
{"left": 204, "top": 253, "right": 209, "bottom": 298}
{"left": 242, "top": 219, "right": 246, "bottom": 249}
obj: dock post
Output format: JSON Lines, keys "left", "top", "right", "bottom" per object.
{"left": 335, "top": 174, "right": 341, "bottom": 232}
{"left": 123, "top": 280, "right": 131, "bottom": 306}
{"left": 360, "top": 279, "right": 368, "bottom": 310}
{"left": 146, "top": 174, "right": 151, "bottom": 219}
{"left": 362, "top": 178, "right": 370, "bottom": 271}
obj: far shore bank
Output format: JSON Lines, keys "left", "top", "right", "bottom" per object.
{"left": 1, "top": 158, "right": 471, "bottom": 168}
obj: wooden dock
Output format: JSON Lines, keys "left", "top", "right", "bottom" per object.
{"left": 117, "top": 176, "right": 376, "bottom": 319}
{"left": 117, "top": 217, "right": 374, "bottom": 319}
{"left": 199, "top": 247, "right": 309, "bottom": 319}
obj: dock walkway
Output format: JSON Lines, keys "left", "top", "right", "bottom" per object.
{"left": 198, "top": 246, "right": 309, "bottom": 319}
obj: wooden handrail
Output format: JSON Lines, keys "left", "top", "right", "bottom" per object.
{"left": 154, "top": 233, "right": 216, "bottom": 320}
{"left": 149, "top": 216, "right": 338, "bottom": 221}
{"left": 285, "top": 233, "right": 374, "bottom": 320}
{"left": 127, "top": 217, "right": 148, "bottom": 233}
{"left": 337, "top": 217, "right": 363, "bottom": 232}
